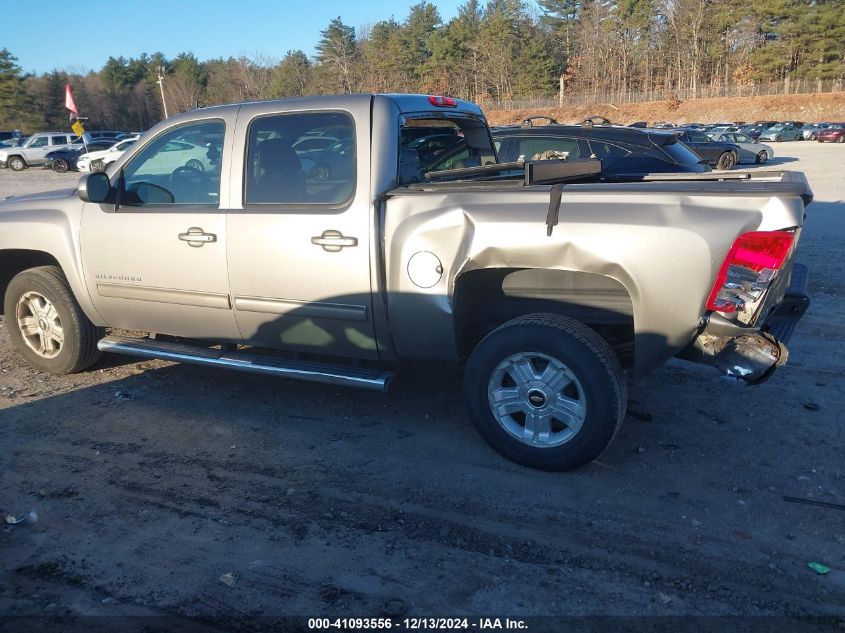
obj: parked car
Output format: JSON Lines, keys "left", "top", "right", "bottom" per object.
{"left": 77, "top": 137, "right": 140, "bottom": 173}
{"left": 754, "top": 120, "right": 779, "bottom": 129}
{"left": 492, "top": 121, "right": 710, "bottom": 177}
{"left": 738, "top": 125, "right": 765, "bottom": 141}
{"left": 759, "top": 124, "right": 802, "bottom": 142}
{"left": 87, "top": 130, "right": 125, "bottom": 140}
{"left": 44, "top": 141, "right": 117, "bottom": 172}
{"left": 706, "top": 125, "right": 741, "bottom": 137}
{"left": 0, "top": 129, "right": 22, "bottom": 144}
{"left": 652, "top": 122, "right": 674, "bottom": 128}
{"left": 709, "top": 132, "right": 774, "bottom": 164}
{"left": 670, "top": 128, "right": 739, "bottom": 169}
{"left": 297, "top": 137, "right": 356, "bottom": 182}
{"left": 816, "top": 125, "right": 845, "bottom": 143}
{"left": 801, "top": 123, "right": 833, "bottom": 141}
{"left": 627, "top": 121, "right": 648, "bottom": 128}
{"left": 0, "top": 132, "right": 80, "bottom": 170}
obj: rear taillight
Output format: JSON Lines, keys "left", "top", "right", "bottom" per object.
{"left": 706, "top": 230, "right": 795, "bottom": 314}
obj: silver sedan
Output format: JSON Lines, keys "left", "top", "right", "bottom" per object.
{"left": 709, "top": 132, "right": 774, "bottom": 164}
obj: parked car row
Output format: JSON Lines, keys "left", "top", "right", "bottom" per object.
{"left": 0, "top": 130, "right": 138, "bottom": 171}
{"left": 627, "top": 119, "right": 845, "bottom": 143}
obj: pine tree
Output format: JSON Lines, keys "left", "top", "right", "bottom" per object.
{"left": 315, "top": 17, "right": 357, "bottom": 93}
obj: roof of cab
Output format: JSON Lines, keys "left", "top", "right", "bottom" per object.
{"left": 169, "top": 93, "right": 484, "bottom": 120}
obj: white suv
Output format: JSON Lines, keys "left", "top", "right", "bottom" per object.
{"left": 0, "top": 132, "right": 80, "bottom": 170}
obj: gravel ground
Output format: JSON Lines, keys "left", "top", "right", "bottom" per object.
{"left": 1, "top": 145, "right": 843, "bottom": 629}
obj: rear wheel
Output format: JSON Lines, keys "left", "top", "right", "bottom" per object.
{"left": 839, "top": 136, "right": 845, "bottom": 144}
{"left": 464, "top": 314, "right": 626, "bottom": 471}
{"left": 185, "top": 159, "right": 204, "bottom": 171}
{"left": 8, "top": 155, "right": 25, "bottom": 171}
{"left": 810, "top": 133, "right": 817, "bottom": 141}
{"left": 52, "top": 158, "right": 69, "bottom": 172}
{"left": 4, "top": 266, "right": 103, "bottom": 374}
{"left": 90, "top": 159, "right": 106, "bottom": 173}
{"left": 755, "top": 151, "right": 768, "bottom": 164}
{"left": 716, "top": 152, "right": 735, "bottom": 170}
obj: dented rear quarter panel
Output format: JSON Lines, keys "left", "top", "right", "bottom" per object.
{"left": 383, "top": 178, "right": 807, "bottom": 375}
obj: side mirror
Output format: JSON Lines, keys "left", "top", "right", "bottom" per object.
{"left": 78, "top": 172, "right": 111, "bottom": 203}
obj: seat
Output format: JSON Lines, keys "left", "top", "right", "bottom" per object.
{"left": 250, "top": 138, "right": 305, "bottom": 203}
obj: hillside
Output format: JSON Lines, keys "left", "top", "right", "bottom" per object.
{"left": 484, "top": 92, "right": 845, "bottom": 126}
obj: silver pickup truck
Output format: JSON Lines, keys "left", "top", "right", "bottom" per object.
{"left": 0, "top": 94, "right": 811, "bottom": 470}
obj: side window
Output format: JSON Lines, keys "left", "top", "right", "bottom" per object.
{"left": 245, "top": 111, "right": 355, "bottom": 206}
{"left": 587, "top": 141, "right": 631, "bottom": 168}
{"left": 690, "top": 132, "right": 710, "bottom": 143}
{"left": 514, "top": 137, "right": 582, "bottom": 161}
{"left": 121, "top": 119, "right": 224, "bottom": 208}
{"left": 52, "top": 136, "right": 68, "bottom": 145}
{"left": 30, "top": 136, "right": 49, "bottom": 148}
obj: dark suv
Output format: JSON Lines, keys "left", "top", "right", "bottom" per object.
{"left": 492, "top": 117, "right": 710, "bottom": 178}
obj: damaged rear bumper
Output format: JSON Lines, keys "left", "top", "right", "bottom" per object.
{"left": 680, "top": 263, "right": 810, "bottom": 384}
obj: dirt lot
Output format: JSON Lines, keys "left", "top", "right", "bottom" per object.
{"left": 1, "top": 145, "right": 844, "bottom": 630}
{"left": 485, "top": 91, "right": 845, "bottom": 126}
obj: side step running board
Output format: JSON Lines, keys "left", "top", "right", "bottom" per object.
{"left": 97, "top": 335, "right": 394, "bottom": 392}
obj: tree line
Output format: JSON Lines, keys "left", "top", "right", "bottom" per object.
{"left": 0, "top": 0, "right": 842, "bottom": 132}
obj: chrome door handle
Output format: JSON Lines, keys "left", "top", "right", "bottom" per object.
{"left": 178, "top": 227, "right": 217, "bottom": 247}
{"left": 311, "top": 230, "right": 358, "bottom": 252}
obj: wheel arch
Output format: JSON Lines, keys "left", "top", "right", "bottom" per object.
{"left": 0, "top": 250, "right": 62, "bottom": 315}
{"left": 453, "top": 267, "right": 635, "bottom": 369}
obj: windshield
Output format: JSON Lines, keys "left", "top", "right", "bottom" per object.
{"left": 768, "top": 124, "right": 786, "bottom": 131}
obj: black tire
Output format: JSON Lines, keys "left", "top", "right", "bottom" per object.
{"left": 464, "top": 313, "right": 627, "bottom": 471}
{"left": 810, "top": 134, "right": 817, "bottom": 141}
{"left": 839, "top": 136, "right": 845, "bottom": 144}
{"left": 4, "top": 266, "right": 103, "bottom": 374}
{"left": 90, "top": 159, "right": 106, "bottom": 173}
{"left": 755, "top": 151, "right": 768, "bottom": 164}
{"left": 716, "top": 151, "right": 735, "bottom": 170}
{"left": 52, "top": 158, "right": 69, "bottom": 173}
{"left": 185, "top": 159, "right": 204, "bottom": 172}
{"left": 8, "top": 155, "right": 25, "bottom": 171}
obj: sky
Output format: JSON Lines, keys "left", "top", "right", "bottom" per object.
{"left": 4, "top": 0, "right": 475, "bottom": 75}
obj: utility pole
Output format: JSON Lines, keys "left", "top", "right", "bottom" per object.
{"left": 156, "top": 65, "right": 169, "bottom": 119}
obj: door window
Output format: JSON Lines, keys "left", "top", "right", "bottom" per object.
{"left": 587, "top": 141, "right": 631, "bottom": 168}
{"left": 244, "top": 111, "right": 356, "bottom": 206}
{"left": 29, "top": 136, "right": 49, "bottom": 148}
{"left": 51, "top": 136, "right": 68, "bottom": 145}
{"left": 120, "top": 120, "right": 224, "bottom": 208}
{"left": 512, "top": 137, "right": 582, "bottom": 161}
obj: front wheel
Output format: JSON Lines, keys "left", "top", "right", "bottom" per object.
{"left": 839, "top": 136, "right": 845, "bottom": 144}
{"left": 755, "top": 151, "right": 768, "bottom": 164}
{"left": 8, "top": 156, "right": 25, "bottom": 171}
{"left": 4, "top": 266, "right": 103, "bottom": 374}
{"left": 52, "top": 158, "right": 69, "bottom": 173}
{"left": 810, "top": 134, "right": 817, "bottom": 141}
{"left": 716, "top": 152, "right": 735, "bottom": 170}
{"left": 464, "top": 314, "right": 627, "bottom": 471}
{"left": 185, "top": 159, "right": 204, "bottom": 171}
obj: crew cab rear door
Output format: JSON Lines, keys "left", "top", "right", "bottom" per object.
{"left": 226, "top": 100, "right": 379, "bottom": 360}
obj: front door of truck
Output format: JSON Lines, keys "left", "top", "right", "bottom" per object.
{"left": 226, "top": 103, "right": 379, "bottom": 360}
{"left": 80, "top": 117, "right": 241, "bottom": 341}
